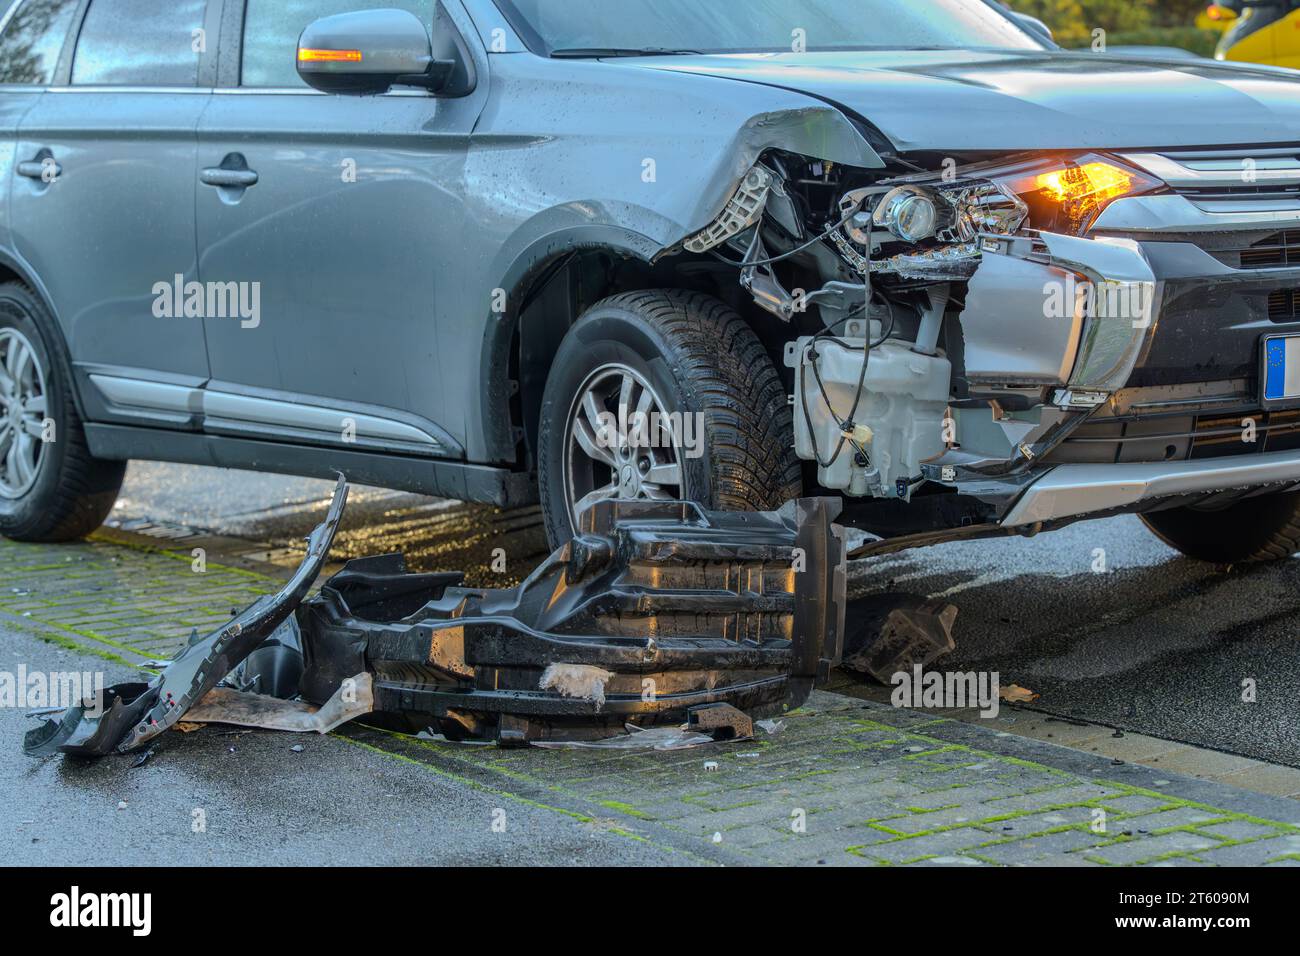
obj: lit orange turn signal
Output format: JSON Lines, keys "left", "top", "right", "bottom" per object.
{"left": 1035, "top": 162, "right": 1135, "bottom": 208}
{"left": 298, "top": 48, "right": 363, "bottom": 63}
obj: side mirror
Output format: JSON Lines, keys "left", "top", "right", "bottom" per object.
{"left": 297, "top": 8, "right": 453, "bottom": 95}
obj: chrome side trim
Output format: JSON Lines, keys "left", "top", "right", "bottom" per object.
{"left": 45, "top": 86, "right": 427, "bottom": 96}
{"left": 90, "top": 375, "right": 201, "bottom": 414}
{"left": 1002, "top": 450, "right": 1300, "bottom": 527}
{"left": 212, "top": 87, "right": 430, "bottom": 96}
{"left": 88, "top": 375, "right": 442, "bottom": 452}
{"left": 203, "top": 393, "right": 440, "bottom": 448}
{"left": 1092, "top": 194, "right": 1300, "bottom": 233}
{"left": 47, "top": 86, "right": 214, "bottom": 94}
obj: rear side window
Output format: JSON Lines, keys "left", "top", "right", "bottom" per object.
{"left": 71, "top": 0, "right": 207, "bottom": 86}
{"left": 0, "top": 0, "right": 80, "bottom": 85}
{"left": 241, "top": 0, "right": 432, "bottom": 88}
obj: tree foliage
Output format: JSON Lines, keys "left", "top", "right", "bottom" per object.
{"left": 1005, "top": 0, "right": 1217, "bottom": 48}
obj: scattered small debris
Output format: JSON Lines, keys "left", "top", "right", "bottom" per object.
{"left": 175, "top": 722, "right": 203, "bottom": 733}
{"left": 24, "top": 707, "right": 65, "bottom": 719}
{"left": 999, "top": 684, "right": 1040, "bottom": 704}
{"left": 290, "top": 744, "right": 304, "bottom": 753}
{"left": 756, "top": 718, "right": 785, "bottom": 735}
{"left": 538, "top": 664, "right": 614, "bottom": 710}
{"left": 686, "top": 702, "right": 753, "bottom": 740}
{"left": 130, "top": 749, "right": 154, "bottom": 769}
{"left": 415, "top": 729, "right": 494, "bottom": 746}
{"left": 532, "top": 725, "right": 715, "bottom": 751}
{"left": 840, "top": 595, "right": 958, "bottom": 682}
{"left": 703, "top": 760, "right": 720, "bottom": 771}
{"left": 1046, "top": 716, "right": 1091, "bottom": 728}
{"left": 711, "top": 832, "right": 722, "bottom": 844}
{"left": 116, "top": 800, "right": 127, "bottom": 810}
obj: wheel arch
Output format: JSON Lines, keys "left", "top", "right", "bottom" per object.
{"left": 479, "top": 225, "right": 779, "bottom": 472}
{"left": 0, "top": 249, "right": 87, "bottom": 423}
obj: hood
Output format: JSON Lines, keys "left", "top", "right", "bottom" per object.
{"left": 625, "top": 50, "right": 1300, "bottom": 154}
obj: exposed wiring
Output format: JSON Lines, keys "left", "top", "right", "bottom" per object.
{"left": 799, "top": 209, "right": 900, "bottom": 472}
{"left": 710, "top": 203, "right": 862, "bottom": 269}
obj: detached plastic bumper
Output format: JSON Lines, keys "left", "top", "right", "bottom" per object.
{"left": 301, "top": 497, "right": 848, "bottom": 744}
{"left": 24, "top": 480, "right": 848, "bottom": 755}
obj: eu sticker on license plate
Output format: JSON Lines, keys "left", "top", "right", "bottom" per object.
{"left": 1263, "top": 334, "right": 1300, "bottom": 405}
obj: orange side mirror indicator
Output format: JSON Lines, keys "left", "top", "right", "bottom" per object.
{"left": 298, "top": 48, "right": 363, "bottom": 63}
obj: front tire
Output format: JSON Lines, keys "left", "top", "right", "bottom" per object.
{"left": 1141, "top": 493, "right": 1300, "bottom": 564}
{"left": 537, "top": 289, "right": 802, "bottom": 547}
{"left": 0, "top": 283, "right": 125, "bottom": 542}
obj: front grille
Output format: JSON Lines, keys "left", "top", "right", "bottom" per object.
{"left": 1241, "top": 230, "right": 1300, "bottom": 268}
{"left": 1269, "top": 289, "right": 1300, "bottom": 322}
{"left": 1192, "top": 409, "right": 1300, "bottom": 457}
{"left": 1205, "top": 230, "right": 1300, "bottom": 271}
{"left": 1179, "top": 184, "right": 1300, "bottom": 205}
{"left": 1048, "top": 407, "right": 1300, "bottom": 465}
{"left": 1124, "top": 146, "right": 1300, "bottom": 214}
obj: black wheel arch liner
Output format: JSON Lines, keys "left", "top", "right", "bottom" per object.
{"left": 478, "top": 224, "right": 662, "bottom": 465}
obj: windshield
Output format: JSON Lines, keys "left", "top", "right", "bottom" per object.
{"left": 493, "top": 0, "right": 1047, "bottom": 56}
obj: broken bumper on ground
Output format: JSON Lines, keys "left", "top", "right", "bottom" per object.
{"left": 24, "top": 478, "right": 852, "bottom": 755}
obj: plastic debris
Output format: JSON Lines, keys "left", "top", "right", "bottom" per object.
{"left": 538, "top": 664, "right": 615, "bottom": 710}
{"left": 531, "top": 724, "right": 715, "bottom": 751}
{"left": 999, "top": 685, "right": 1040, "bottom": 704}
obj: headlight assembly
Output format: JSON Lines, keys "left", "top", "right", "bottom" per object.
{"left": 972, "top": 154, "right": 1165, "bottom": 237}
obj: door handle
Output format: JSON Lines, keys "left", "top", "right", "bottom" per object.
{"left": 201, "top": 168, "right": 259, "bottom": 188}
{"left": 17, "top": 158, "right": 60, "bottom": 180}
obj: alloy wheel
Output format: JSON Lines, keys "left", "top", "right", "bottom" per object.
{"left": 0, "top": 328, "right": 49, "bottom": 499}
{"left": 562, "top": 363, "right": 686, "bottom": 527}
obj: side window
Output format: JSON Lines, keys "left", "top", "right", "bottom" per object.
{"left": 241, "top": 0, "right": 433, "bottom": 88}
{"left": 70, "top": 0, "right": 207, "bottom": 86}
{"left": 0, "top": 0, "right": 80, "bottom": 85}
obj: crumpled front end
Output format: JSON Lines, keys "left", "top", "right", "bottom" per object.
{"left": 684, "top": 138, "right": 1300, "bottom": 541}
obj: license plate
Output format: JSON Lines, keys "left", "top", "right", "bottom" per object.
{"left": 1263, "top": 334, "right": 1300, "bottom": 405}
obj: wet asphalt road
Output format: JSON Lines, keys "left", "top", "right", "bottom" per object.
{"left": 114, "top": 462, "right": 1300, "bottom": 770}
{"left": 0, "top": 623, "right": 680, "bottom": 866}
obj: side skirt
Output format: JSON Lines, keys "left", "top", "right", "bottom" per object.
{"left": 83, "top": 423, "right": 538, "bottom": 508}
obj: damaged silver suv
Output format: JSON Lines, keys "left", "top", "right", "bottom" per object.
{"left": 4, "top": 0, "right": 1300, "bottom": 565}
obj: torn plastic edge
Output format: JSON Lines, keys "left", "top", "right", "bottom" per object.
{"left": 23, "top": 475, "right": 349, "bottom": 758}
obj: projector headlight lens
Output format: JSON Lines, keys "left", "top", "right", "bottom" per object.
{"left": 874, "top": 187, "right": 941, "bottom": 243}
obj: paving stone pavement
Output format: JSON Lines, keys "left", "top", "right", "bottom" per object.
{"left": 4, "top": 532, "right": 1300, "bottom": 866}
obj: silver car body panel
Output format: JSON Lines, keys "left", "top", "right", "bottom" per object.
{"left": 625, "top": 50, "right": 1300, "bottom": 152}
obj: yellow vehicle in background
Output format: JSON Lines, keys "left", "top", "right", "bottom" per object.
{"left": 1208, "top": 1, "right": 1300, "bottom": 69}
